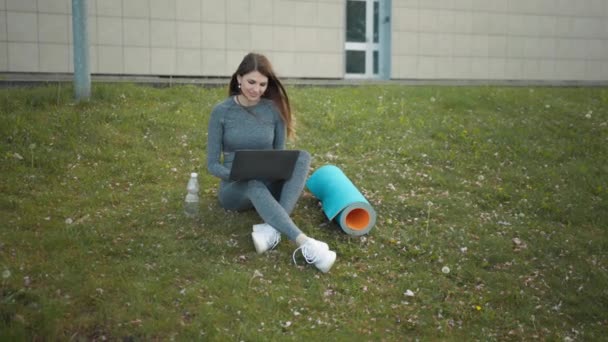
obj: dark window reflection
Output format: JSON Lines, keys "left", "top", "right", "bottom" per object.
{"left": 346, "top": 50, "right": 365, "bottom": 74}
{"left": 347, "top": 1, "right": 366, "bottom": 42}
{"left": 373, "top": 1, "right": 379, "bottom": 43}
{"left": 373, "top": 50, "right": 378, "bottom": 74}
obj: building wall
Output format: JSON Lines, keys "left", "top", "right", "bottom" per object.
{"left": 0, "top": 0, "right": 345, "bottom": 78}
{"left": 392, "top": 0, "right": 608, "bottom": 81}
{"left": 1, "top": 0, "right": 607, "bottom": 81}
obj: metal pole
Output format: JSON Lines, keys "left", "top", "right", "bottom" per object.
{"left": 72, "top": 0, "right": 91, "bottom": 101}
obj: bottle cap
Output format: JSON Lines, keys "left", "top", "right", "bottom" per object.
{"left": 191, "top": 172, "right": 198, "bottom": 177}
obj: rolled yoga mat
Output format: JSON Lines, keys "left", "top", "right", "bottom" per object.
{"left": 306, "top": 165, "right": 377, "bottom": 236}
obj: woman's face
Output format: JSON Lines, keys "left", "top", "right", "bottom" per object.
{"left": 237, "top": 71, "right": 268, "bottom": 104}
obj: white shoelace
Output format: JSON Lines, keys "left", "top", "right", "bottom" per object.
{"left": 292, "top": 242, "right": 321, "bottom": 265}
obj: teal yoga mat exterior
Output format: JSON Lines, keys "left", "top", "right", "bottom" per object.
{"left": 306, "top": 165, "right": 376, "bottom": 235}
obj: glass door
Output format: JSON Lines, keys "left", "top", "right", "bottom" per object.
{"left": 345, "top": 0, "right": 379, "bottom": 79}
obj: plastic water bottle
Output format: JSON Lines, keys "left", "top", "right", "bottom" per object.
{"left": 184, "top": 172, "right": 200, "bottom": 218}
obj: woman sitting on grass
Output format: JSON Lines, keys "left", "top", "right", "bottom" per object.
{"left": 206, "top": 52, "right": 336, "bottom": 273}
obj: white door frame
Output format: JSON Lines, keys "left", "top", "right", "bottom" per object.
{"left": 345, "top": 0, "right": 379, "bottom": 79}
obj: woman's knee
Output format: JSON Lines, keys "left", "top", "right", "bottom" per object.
{"left": 297, "top": 150, "right": 311, "bottom": 167}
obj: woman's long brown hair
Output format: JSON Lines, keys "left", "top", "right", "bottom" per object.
{"left": 229, "top": 53, "right": 294, "bottom": 139}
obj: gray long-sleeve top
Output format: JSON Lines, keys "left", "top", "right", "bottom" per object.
{"left": 206, "top": 97, "right": 286, "bottom": 181}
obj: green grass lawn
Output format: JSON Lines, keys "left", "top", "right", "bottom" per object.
{"left": 1, "top": 83, "right": 607, "bottom": 340}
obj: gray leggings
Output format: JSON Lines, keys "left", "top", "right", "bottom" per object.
{"left": 218, "top": 150, "right": 311, "bottom": 241}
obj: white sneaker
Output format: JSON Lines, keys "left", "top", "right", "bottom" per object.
{"left": 292, "top": 238, "right": 336, "bottom": 273}
{"left": 251, "top": 223, "right": 281, "bottom": 254}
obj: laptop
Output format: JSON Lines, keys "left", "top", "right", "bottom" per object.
{"left": 229, "top": 149, "right": 300, "bottom": 181}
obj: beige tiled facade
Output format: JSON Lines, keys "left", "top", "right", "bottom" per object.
{"left": 0, "top": 0, "right": 607, "bottom": 81}
{"left": 392, "top": 0, "right": 608, "bottom": 81}
{"left": 0, "top": 0, "right": 345, "bottom": 77}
